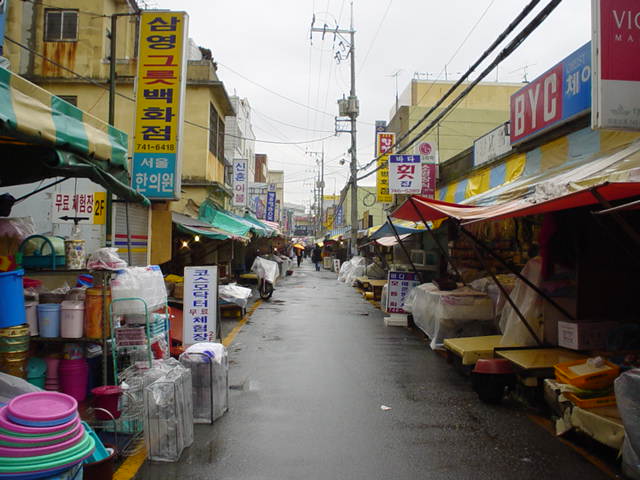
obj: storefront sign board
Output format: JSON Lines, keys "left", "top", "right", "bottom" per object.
{"left": 131, "top": 11, "right": 188, "bottom": 199}
{"left": 232, "top": 158, "right": 248, "bottom": 207}
{"left": 183, "top": 266, "right": 218, "bottom": 345}
{"left": 389, "top": 155, "right": 422, "bottom": 194}
{"left": 376, "top": 132, "right": 395, "bottom": 202}
{"left": 386, "top": 271, "right": 420, "bottom": 314}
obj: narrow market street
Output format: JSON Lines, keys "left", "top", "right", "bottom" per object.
{"left": 138, "top": 261, "right": 610, "bottom": 480}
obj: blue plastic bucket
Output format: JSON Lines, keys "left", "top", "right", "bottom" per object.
{"left": 38, "top": 304, "right": 61, "bottom": 338}
{"left": 0, "top": 269, "right": 26, "bottom": 329}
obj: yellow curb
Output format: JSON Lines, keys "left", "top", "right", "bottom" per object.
{"left": 113, "top": 298, "right": 264, "bottom": 479}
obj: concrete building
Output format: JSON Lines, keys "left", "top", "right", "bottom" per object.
{"left": 254, "top": 154, "right": 268, "bottom": 183}
{"left": 388, "top": 79, "right": 523, "bottom": 162}
{"left": 4, "top": 0, "right": 235, "bottom": 264}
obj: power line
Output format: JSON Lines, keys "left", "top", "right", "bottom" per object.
{"left": 252, "top": 109, "right": 334, "bottom": 133}
{"left": 356, "top": 0, "right": 544, "bottom": 176}
{"left": 6, "top": 37, "right": 336, "bottom": 146}
{"left": 357, "top": 0, "right": 393, "bottom": 73}
{"left": 357, "top": 0, "right": 561, "bottom": 182}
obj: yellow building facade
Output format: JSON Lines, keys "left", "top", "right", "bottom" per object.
{"left": 389, "top": 79, "right": 523, "bottom": 162}
{"left": 4, "top": 0, "right": 234, "bottom": 264}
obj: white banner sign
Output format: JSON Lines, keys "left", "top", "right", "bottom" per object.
{"left": 389, "top": 154, "right": 422, "bottom": 194}
{"left": 473, "top": 123, "right": 511, "bottom": 167}
{"left": 183, "top": 266, "right": 218, "bottom": 346}
{"left": 386, "top": 271, "right": 420, "bottom": 314}
{"left": 51, "top": 192, "right": 107, "bottom": 225}
{"left": 232, "top": 158, "right": 248, "bottom": 207}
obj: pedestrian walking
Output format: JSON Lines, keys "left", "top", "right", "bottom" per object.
{"left": 311, "top": 244, "right": 322, "bottom": 271}
{"left": 295, "top": 246, "right": 303, "bottom": 267}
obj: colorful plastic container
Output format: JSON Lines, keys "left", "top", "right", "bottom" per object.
{"left": 91, "top": 386, "right": 122, "bottom": 420}
{"left": 25, "top": 300, "right": 38, "bottom": 336}
{"left": 60, "top": 301, "right": 84, "bottom": 338}
{"left": 38, "top": 304, "right": 61, "bottom": 338}
{"left": 0, "top": 269, "right": 26, "bottom": 329}
{"left": 7, "top": 392, "right": 78, "bottom": 428}
{"left": 58, "top": 360, "right": 89, "bottom": 402}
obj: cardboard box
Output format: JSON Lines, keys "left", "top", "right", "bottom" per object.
{"left": 543, "top": 297, "right": 577, "bottom": 346}
{"left": 557, "top": 320, "right": 617, "bottom": 350}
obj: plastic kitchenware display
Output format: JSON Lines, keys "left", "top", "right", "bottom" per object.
{"left": 25, "top": 301, "right": 38, "bottom": 336}
{"left": 0, "top": 422, "right": 82, "bottom": 446}
{"left": 37, "top": 304, "right": 61, "bottom": 338}
{"left": 7, "top": 392, "right": 77, "bottom": 427}
{"left": 58, "top": 360, "right": 88, "bottom": 402}
{"left": 91, "top": 386, "right": 122, "bottom": 420}
{"left": 84, "top": 288, "right": 110, "bottom": 339}
{"left": 0, "top": 269, "right": 26, "bottom": 329}
{"left": 0, "top": 427, "right": 85, "bottom": 457}
{"left": 0, "top": 410, "right": 80, "bottom": 437}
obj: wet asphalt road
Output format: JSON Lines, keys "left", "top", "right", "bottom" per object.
{"left": 138, "top": 261, "right": 609, "bottom": 480}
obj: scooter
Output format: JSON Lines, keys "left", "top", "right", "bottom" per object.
{"left": 259, "top": 276, "right": 274, "bottom": 300}
{"left": 251, "top": 256, "right": 279, "bottom": 301}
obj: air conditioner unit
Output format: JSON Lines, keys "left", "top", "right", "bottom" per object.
{"left": 409, "top": 249, "right": 427, "bottom": 267}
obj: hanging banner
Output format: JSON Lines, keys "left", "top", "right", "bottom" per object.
{"left": 183, "top": 266, "right": 218, "bottom": 345}
{"left": 386, "top": 271, "right": 420, "bottom": 314}
{"left": 414, "top": 141, "right": 438, "bottom": 198}
{"left": 510, "top": 42, "right": 591, "bottom": 144}
{"left": 592, "top": 0, "right": 640, "bottom": 131}
{"left": 265, "top": 190, "right": 276, "bottom": 222}
{"left": 389, "top": 154, "right": 422, "bottom": 194}
{"left": 376, "top": 132, "right": 395, "bottom": 203}
{"left": 334, "top": 205, "right": 344, "bottom": 226}
{"left": 232, "top": 158, "right": 248, "bottom": 207}
{"left": 131, "top": 11, "right": 189, "bottom": 199}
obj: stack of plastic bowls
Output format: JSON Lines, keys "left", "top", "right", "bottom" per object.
{"left": 0, "top": 392, "right": 95, "bottom": 479}
{"left": 58, "top": 359, "right": 89, "bottom": 402}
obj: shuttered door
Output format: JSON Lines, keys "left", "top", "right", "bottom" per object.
{"left": 112, "top": 201, "right": 150, "bottom": 266}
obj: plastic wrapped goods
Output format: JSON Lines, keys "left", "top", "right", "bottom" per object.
{"left": 179, "top": 342, "right": 229, "bottom": 424}
{"left": 407, "top": 283, "right": 495, "bottom": 350}
{"left": 144, "top": 361, "right": 194, "bottom": 462}
{"left": 250, "top": 257, "right": 279, "bottom": 284}
{"left": 0, "top": 372, "right": 41, "bottom": 404}
{"left": 110, "top": 266, "right": 167, "bottom": 314}
{"left": 499, "top": 257, "right": 544, "bottom": 347}
{"left": 615, "top": 369, "right": 640, "bottom": 479}
{"left": 219, "top": 283, "right": 252, "bottom": 309}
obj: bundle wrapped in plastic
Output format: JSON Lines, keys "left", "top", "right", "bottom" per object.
{"left": 365, "top": 262, "right": 386, "bottom": 279}
{"left": 219, "top": 283, "right": 252, "bottom": 308}
{"left": 179, "top": 342, "right": 229, "bottom": 424}
{"left": 144, "top": 360, "right": 193, "bottom": 462}
{"left": 111, "top": 266, "right": 167, "bottom": 314}
{"left": 251, "top": 257, "right": 279, "bottom": 284}
{"left": 345, "top": 265, "right": 366, "bottom": 286}
{"left": 86, "top": 247, "right": 128, "bottom": 270}
{"left": 615, "top": 369, "right": 640, "bottom": 479}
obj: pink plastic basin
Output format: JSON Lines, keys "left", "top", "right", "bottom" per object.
{"left": 7, "top": 392, "right": 77, "bottom": 425}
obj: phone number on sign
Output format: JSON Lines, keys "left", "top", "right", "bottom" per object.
{"left": 136, "top": 143, "right": 176, "bottom": 152}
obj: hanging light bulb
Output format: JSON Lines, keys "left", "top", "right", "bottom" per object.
{"left": 181, "top": 240, "right": 189, "bottom": 249}
{"left": 194, "top": 235, "right": 200, "bottom": 242}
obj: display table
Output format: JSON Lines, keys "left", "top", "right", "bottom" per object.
{"left": 405, "top": 283, "right": 495, "bottom": 350}
{"left": 443, "top": 335, "right": 506, "bottom": 366}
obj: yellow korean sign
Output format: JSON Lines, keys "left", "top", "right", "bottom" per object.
{"left": 376, "top": 132, "right": 395, "bottom": 203}
{"left": 131, "top": 11, "right": 188, "bottom": 200}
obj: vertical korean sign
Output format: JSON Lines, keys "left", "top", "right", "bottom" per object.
{"left": 415, "top": 141, "right": 438, "bottom": 198}
{"left": 389, "top": 155, "right": 422, "bottom": 194}
{"left": 183, "top": 266, "right": 218, "bottom": 345}
{"left": 592, "top": 0, "right": 640, "bottom": 131}
{"left": 376, "top": 132, "right": 394, "bottom": 203}
{"left": 232, "top": 159, "right": 248, "bottom": 207}
{"left": 386, "top": 271, "right": 420, "bottom": 314}
{"left": 265, "top": 183, "right": 276, "bottom": 222}
{"left": 131, "top": 11, "right": 188, "bottom": 199}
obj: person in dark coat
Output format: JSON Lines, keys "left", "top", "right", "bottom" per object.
{"left": 311, "top": 244, "right": 322, "bottom": 271}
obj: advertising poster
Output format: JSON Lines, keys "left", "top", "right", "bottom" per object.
{"left": 386, "top": 271, "right": 420, "bottom": 314}
{"left": 376, "top": 132, "right": 395, "bottom": 202}
{"left": 389, "top": 155, "right": 422, "bottom": 194}
{"left": 183, "top": 266, "right": 218, "bottom": 345}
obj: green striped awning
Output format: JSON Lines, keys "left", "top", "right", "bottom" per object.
{"left": 0, "top": 66, "right": 148, "bottom": 205}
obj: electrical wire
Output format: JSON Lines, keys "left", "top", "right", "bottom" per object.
{"left": 357, "top": 0, "right": 393, "bottom": 74}
{"left": 357, "top": 0, "right": 562, "bottom": 182}
{"left": 356, "top": 0, "right": 544, "bottom": 176}
{"left": 6, "top": 37, "right": 337, "bottom": 146}
{"left": 252, "top": 108, "right": 334, "bottom": 133}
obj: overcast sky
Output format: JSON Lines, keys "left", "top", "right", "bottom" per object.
{"left": 154, "top": 0, "right": 591, "bottom": 207}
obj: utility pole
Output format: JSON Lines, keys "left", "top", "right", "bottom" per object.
{"left": 307, "top": 146, "right": 325, "bottom": 238}
{"left": 311, "top": 1, "right": 358, "bottom": 256}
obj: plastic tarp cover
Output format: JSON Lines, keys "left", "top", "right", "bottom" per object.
{"left": 0, "top": 373, "right": 41, "bottom": 404}
{"left": 338, "top": 259, "right": 354, "bottom": 283}
{"left": 179, "top": 342, "right": 229, "bottom": 424}
{"left": 405, "top": 283, "right": 495, "bottom": 349}
{"left": 499, "top": 257, "right": 544, "bottom": 346}
{"left": 251, "top": 256, "right": 279, "bottom": 284}
{"left": 219, "top": 283, "right": 252, "bottom": 309}
{"left": 144, "top": 360, "right": 194, "bottom": 462}
{"left": 615, "top": 369, "right": 640, "bottom": 479}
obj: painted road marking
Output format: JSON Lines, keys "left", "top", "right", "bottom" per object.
{"left": 113, "top": 298, "right": 263, "bottom": 480}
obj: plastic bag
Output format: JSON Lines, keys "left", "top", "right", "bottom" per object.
{"left": 219, "top": 283, "right": 252, "bottom": 309}
{"left": 0, "top": 373, "right": 42, "bottom": 404}
{"left": 87, "top": 247, "right": 128, "bottom": 271}
{"left": 615, "top": 369, "right": 640, "bottom": 479}
{"left": 338, "top": 260, "right": 354, "bottom": 283}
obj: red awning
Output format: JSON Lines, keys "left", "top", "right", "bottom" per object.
{"left": 392, "top": 183, "right": 640, "bottom": 225}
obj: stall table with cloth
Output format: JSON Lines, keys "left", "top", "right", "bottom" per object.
{"left": 406, "top": 284, "right": 496, "bottom": 350}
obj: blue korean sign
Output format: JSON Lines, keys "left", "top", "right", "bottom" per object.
{"left": 335, "top": 206, "right": 344, "bottom": 226}
{"left": 562, "top": 42, "right": 591, "bottom": 121}
{"left": 265, "top": 191, "right": 276, "bottom": 222}
{"left": 131, "top": 153, "right": 177, "bottom": 198}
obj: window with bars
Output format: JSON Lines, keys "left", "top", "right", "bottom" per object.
{"left": 209, "top": 103, "right": 225, "bottom": 161}
{"left": 45, "top": 10, "right": 79, "bottom": 42}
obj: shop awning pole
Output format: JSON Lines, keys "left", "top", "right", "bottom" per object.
{"left": 458, "top": 226, "right": 576, "bottom": 322}
{"left": 386, "top": 215, "right": 423, "bottom": 283}
{"left": 408, "top": 197, "right": 465, "bottom": 283}
{"left": 590, "top": 188, "right": 640, "bottom": 249}
{"left": 466, "top": 231, "right": 542, "bottom": 346}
